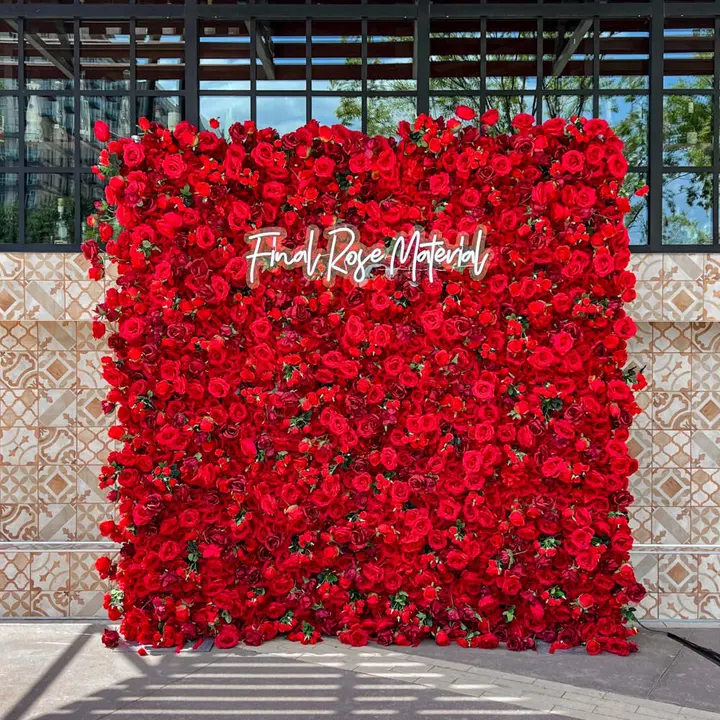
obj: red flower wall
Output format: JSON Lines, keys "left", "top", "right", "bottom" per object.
{"left": 84, "top": 107, "right": 647, "bottom": 655}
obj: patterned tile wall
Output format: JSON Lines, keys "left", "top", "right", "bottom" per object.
{"left": 2, "top": 252, "right": 720, "bottom": 620}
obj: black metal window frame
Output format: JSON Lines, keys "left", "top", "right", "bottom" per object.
{"left": 1, "top": 0, "right": 720, "bottom": 253}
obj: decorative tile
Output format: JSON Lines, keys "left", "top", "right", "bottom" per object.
{"left": 627, "top": 321, "right": 653, "bottom": 353}
{"left": 38, "top": 503, "right": 76, "bottom": 541}
{"left": 704, "top": 255, "right": 720, "bottom": 285}
{"left": 628, "top": 429, "right": 653, "bottom": 468}
{"left": 76, "top": 322, "right": 108, "bottom": 352}
{"left": 652, "top": 322, "right": 693, "bottom": 352}
{"left": 25, "top": 281, "right": 65, "bottom": 321}
{"left": 703, "top": 279, "right": 720, "bottom": 321}
{"left": 38, "top": 352, "right": 76, "bottom": 389}
{"left": 38, "top": 465, "right": 76, "bottom": 504}
{"left": 627, "top": 281, "right": 663, "bottom": 321}
{"left": 658, "top": 593, "right": 698, "bottom": 620}
{"left": 64, "top": 254, "right": 93, "bottom": 282}
{"left": 76, "top": 465, "right": 104, "bottom": 503}
{"left": 0, "top": 466, "right": 37, "bottom": 505}
{"left": 698, "top": 556, "right": 720, "bottom": 593}
{"left": 69, "top": 591, "right": 107, "bottom": 617}
{"left": 0, "top": 253, "right": 23, "bottom": 281}
{"left": 77, "top": 352, "right": 106, "bottom": 388}
{"left": 0, "top": 281, "right": 25, "bottom": 321}
{"left": 629, "top": 468, "right": 652, "bottom": 506}
{"left": 38, "top": 321, "right": 77, "bottom": 352}
{"left": 29, "top": 589, "right": 69, "bottom": 617}
{"left": 1, "top": 504, "right": 38, "bottom": 540}
{"left": 39, "top": 389, "right": 77, "bottom": 427}
{"left": 0, "top": 352, "right": 38, "bottom": 389}
{"left": 64, "top": 281, "right": 103, "bottom": 321}
{"left": 38, "top": 427, "right": 76, "bottom": 465}
{"left": 634, "top": 391, "right": 653, "bottom": 429}
{"left": 653, "top": 430, "right": 691, "bottom": 467}
{"left": 691, "top": 430, "right": 720, "bottom": 468}
{"left": 1, "top": 389, "right": 38, "bottom": 426}
{"left": 658, "top": 554, "right": 698, "bottom": 593}
{"left": 0, "top": 427, "right": 39, "bottom": 465}
{"left": 0, "top": 553, "right": 32, "bottom": 591}
{"left": 664, "top": 254, "right": 704, "bottom": 282}
{"left": 662, "top": 281, "right": 704, "bottom": 321}
{"left": 652, "top": 468, "right": 691, "bottom": 506}
{"left": 71, "top": 552, "right": 112, "bottom": 592}
{"left": 24, "top": 254, "right": 65, "bottom": 281}
{"left": 653, "top": 353, "right": 692, "bottom": 392}
{"left": 77, "top": 389, "right": 112, "bottom": 426}
{"left": 628, "top": 506, "right": 652, "bottom": 544}
{"left": 629, "top": 552, "right": 658, "bottom": 593}
{"left": 628, "top": 254, "right": 663, "bottom": 282}
{"left": 691, "top": 507, "right": 720, "bottom": 543}
{"left": 31, "top": 553, "right": 70, "bottom": 592}
{"left": 0, "top": 322, "right": 37, "bottom": 352}
{"left": 693, "top": 392, "right": 720, "bottom": 430}
{"left": 698, "top": 594, "right": 720, "bottom": 619}
{"left": 653, "top": 392, "right": 691, "bottom": 430}
{"left": 77, "top": 504, "right": 112, "bottom": 540}
{"left": 635, "top": 591, "right": 659, "bottom": 620}
{"left": 77, "top": 426, "right": 115, "bottom": 464}
{"left": 691, "top": 469, "right": 720, "bottom": 505}
{"left": 651, "top": 506, "right": 691, "bottom": 544}
{"left": 692, "top": 352, "right": 720, "bottom": 391}
{"left": 692, "top": 322, "right": 720, "bottom": 353}
{"left": 0, "top": 592, "right": 31, "bottom": 617}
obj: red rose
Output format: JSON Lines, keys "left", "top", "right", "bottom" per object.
{"left": 162, "top": 154, "right": 186, "bottom": 179}
{"left": 215, "top": 625, "right": 241, "bottom": 649}
{"left": 94, "top": 120, "right": 111, "bottom": 143}
{"left": 480, "top": 108, "right": 499, "bottom": 126}
{"left": 123, "top": 143, "right": 145, "bottom": 168}
{"left": 456, "top": 104, "right": 476, "bottom": 121}
{"left": 101, "top": 629, "right": 120, "bottom": 648}
{"left": 561, "top": 150, "right": 585, "bottom": 174}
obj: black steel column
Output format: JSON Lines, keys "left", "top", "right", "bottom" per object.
{"left": 185, "top": 0, "right": 199, "bottom": 127}
{"left": 648, "top": 0, "right": 664, "bottom": 251}
{"left": 416, "top": 0, "right": 430, "bottom": 116}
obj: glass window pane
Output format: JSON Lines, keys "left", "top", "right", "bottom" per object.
{"left": 366, "top": 23, "right": 416, "bottom": 91}
{"left": 599, "top": 18, "right": 649, "bottom": 90}
{"left": 80, "top": 173, "right": 106, "bottom": 226}
{"left": 200, "top": 96, "right": 250, "bottom": 131}
{"left": 257, "top": 19, "right": 306, "bottom": 91}
{"left": 137, "top": 96, "right": 181, "bottom": 130}
{"left": 543, "top": 95, "right": 592, "bottom": 120}
{"left": 0, "top": 96, "right": 20, "bottom": 164}
{"left": 312, "top": 96, "right": 361, "bottom": 129}
{"left": 25, "top": 21, "right": 75, "bottom": 91}
{"left": 430, "top": 21, "right": 481, "bottom": 93}
{"left": 0, "top": 20, "right": 19, "bottom": 89}
{"left": 313, "top": 20, "right": 362, "bottom": 92}
{"left": 25, "top": 95, "right": 75, "bottom": 168}
{"left": 623, "top": 172, "right": 648, "bottom": 246}
{"left": 367, "top": 96, "right": 415, "bottom": 137}
{"left": 662, "top": 172, "right": 712, "bottom": 245}
{"left": 543, "top": 21, "right": 593, "bottom": 91}
{"left": 80, "top": 96, "right": 132, "bottom": 166}
{"left": 80, "top": 22, "right": 131, "bottom": 91}
{"left": 664, "top": 19, "right": 713, "bottom": 90}
{"left": 598, "top": 95, "right": 648, "bottom": 167}
{"left": 25, "top": 173, "right": 74, "bottom": 245}
{"left": 200, "top": 22, "right": 250, "bottom": 91}
{"left": 0, "top": 173, "right": 19, "bottom": 244}
{"left": 257, "top": 96, "right": 307, "bottom": 134}
{"left": 486, "top": 21, "right": 537, "bottom": 92}
{"left": 663, "top": 94, "right": 713, "bottom": 167}
{"left": 136, "top": 21, "right": 184, "bottom": 91}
